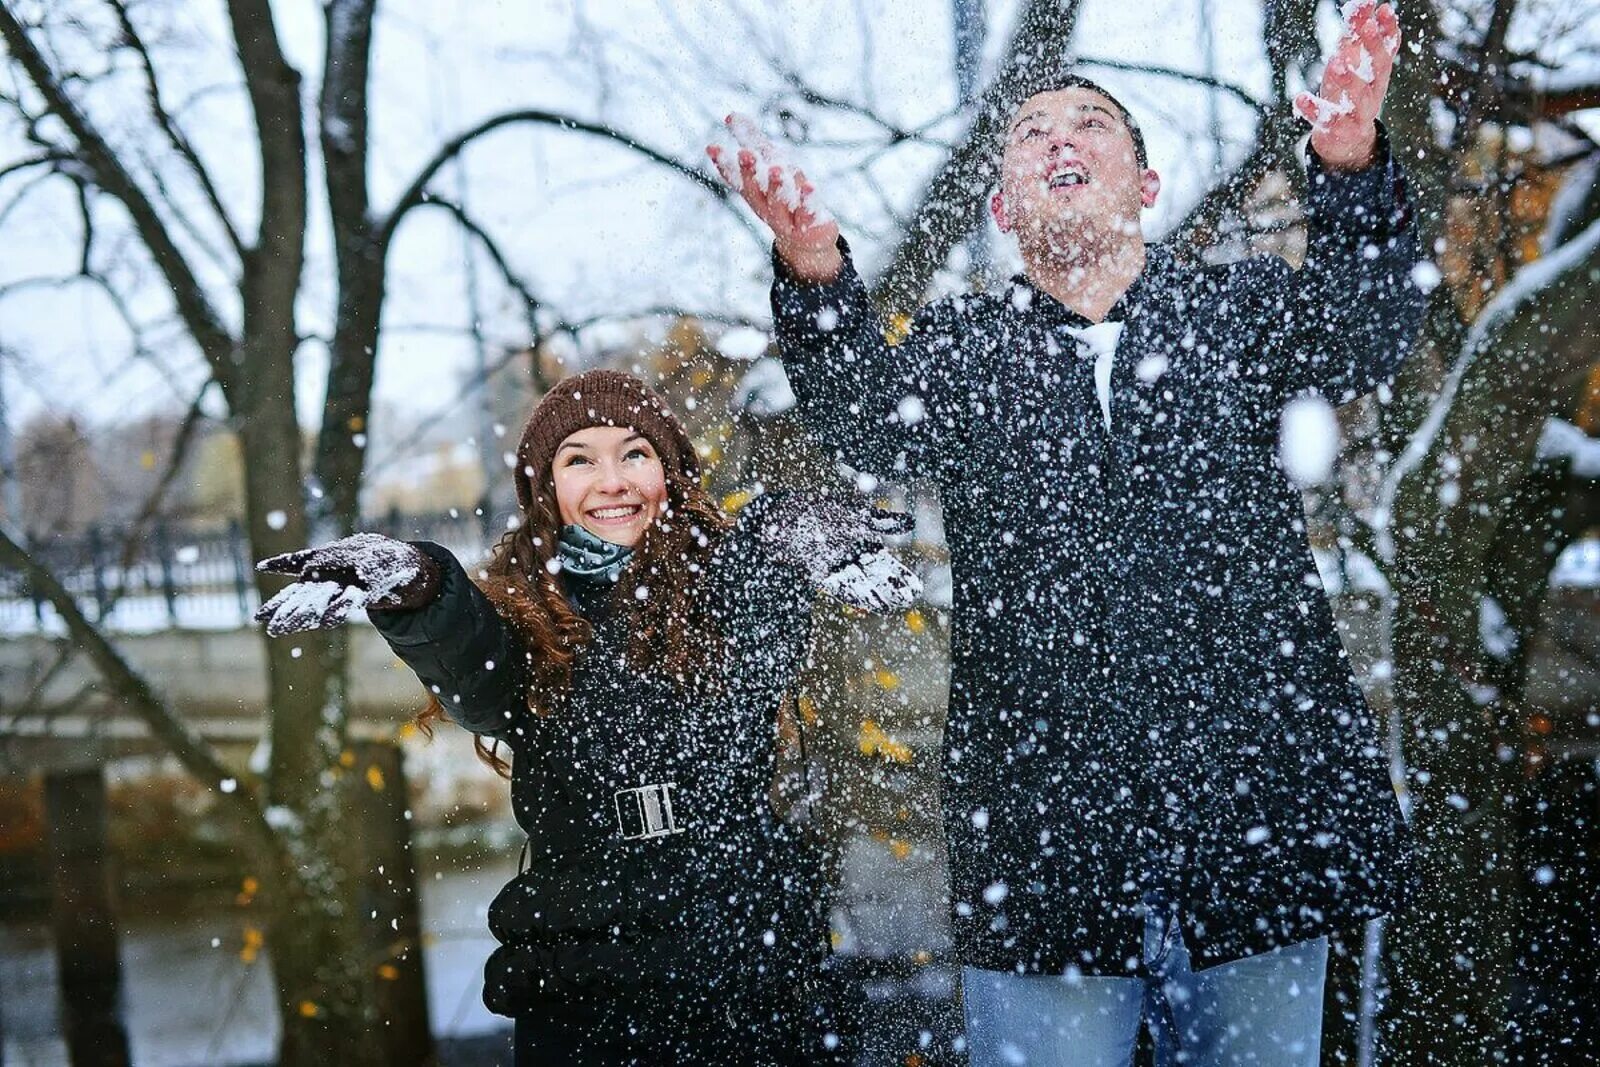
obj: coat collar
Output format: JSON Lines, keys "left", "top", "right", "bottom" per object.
{"left": 1004, "top": 243, "right": 1179, "bottom": 330}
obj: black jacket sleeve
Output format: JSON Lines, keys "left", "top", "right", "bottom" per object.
{"left": 706, "top": 495, "right": 816, "bottom": 701}
{"left": 1246, "top": 124, "right": 1427, "bottom": 404}
{"left": 367, "top": 541, "right": 530, "bottom": 738}
{"left": 770, "top": 239, "right": 971, "bottom": 482}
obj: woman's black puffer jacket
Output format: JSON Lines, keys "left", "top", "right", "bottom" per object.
{"left": 369, "top": 500, "right": 838, "bottom": 1061}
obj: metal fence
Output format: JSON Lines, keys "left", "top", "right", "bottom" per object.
{"left": 0, "top": 507, "right": 496, "bottom": 636}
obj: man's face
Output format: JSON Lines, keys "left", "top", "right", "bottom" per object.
{"left": 991, "top": 88, "right": 1159, "bottom": 255}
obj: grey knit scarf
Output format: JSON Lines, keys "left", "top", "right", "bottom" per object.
{"left": 557, "top": 524, "right": 633, "bottom": 584}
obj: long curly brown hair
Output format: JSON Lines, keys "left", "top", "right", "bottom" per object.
{"left": 414, "top": 461, "right": 733, "bottom": 777}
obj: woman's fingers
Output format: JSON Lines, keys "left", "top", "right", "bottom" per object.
{"left": 319, "top": 585, "right": 366, "bottom": 630}
{"left": 256, "top": 548, "right": 315, "bottom": 576}
{"left": 256, "top": 579, "right": 346, "bottom": 637}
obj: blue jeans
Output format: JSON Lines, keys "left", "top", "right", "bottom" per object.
{"left": 962, "top": 908, "right": 1327, "bottom": 1066}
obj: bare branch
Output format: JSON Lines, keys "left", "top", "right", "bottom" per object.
{"left": 1452, "top": 0, "right": 1519, "bottom": 153}
{"left": 71, "top": 170, "right": 91, "bottom": 272}
{"left": 378, "top": 108, "right": 736, "bottom": 254}
{"left": 0, "top": 3, "right": 237, "bottom": 381}
{"left": 1163, "top": 0, "right": 1315, "bottom": 260}
{"left": 106, "top": 381, "right": 214, "bottom": 593}
{"left": 132, "top": 141, "right": 236, "bottom": 272}
{"left": 0, "top": 148, "right": 68, "bottom": 182}
{"left": 108, "top": 0, "right": 246, "bottom": 262}
{"left": 1161, "top": 114, "right": 1289, "bottom": 255}
{"left": 1074, "top": 56, "right": 1266, "bottom": 115}
{"left": 410, "top": 197, "right": 544, "bottom": 346}
{"left": 312, "top": 0, "right": 379, "bottom": 543}
{"left": 0, "top": 166, "right": 67, "bottom": 231}
{"left": 773, "top": 69, "right": 940, "bottom": 146}
{"left": 556, "top": 305, "right": 766, "bottom": 337}
{"left": 365, "top": 304, "right": 766, "bottom": 483}
{"left": 226, "top": 0, "right": 308, "bottom": 331}
{"left": 1381, "top": 213, "right": 1600, "bottom": 561}
{"left": 5, "top": 640, "right": 80, "bottom": 722}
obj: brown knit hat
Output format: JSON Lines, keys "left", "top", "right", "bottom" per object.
{"left": 513, "top": 369, "right": 699, "bottom": 513}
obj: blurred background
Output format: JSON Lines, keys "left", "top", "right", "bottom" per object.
{"left": 0, "top": 0, "right": 1597, "bottom": 1063}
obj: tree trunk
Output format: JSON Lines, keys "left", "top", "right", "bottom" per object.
{"left": 269, "top": 850, "right": 385, "bottom": 1067}
{"left": 1383, "top": 214, "right": 1600, "bottom": 1061}
{"left": 869, "top": 0, "right": 1085, "bottom": 315}
{"left": 1385, "top": 613, "right": 1520, "bottom": 1064}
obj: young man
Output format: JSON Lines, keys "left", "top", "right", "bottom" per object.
{"left": 711, "top": 3, "right": 1421, "bottom": 1063}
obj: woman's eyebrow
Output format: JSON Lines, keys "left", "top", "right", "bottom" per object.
{"left": 556, "top": 441, "right": 589, "bottom": 453}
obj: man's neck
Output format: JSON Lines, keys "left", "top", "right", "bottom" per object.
{"left": 1023, "top": 234, "right": 1147, "bottom": 324}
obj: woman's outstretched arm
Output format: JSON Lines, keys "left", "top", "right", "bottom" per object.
{"left": 257, "top": 535, "right": 531, "bottom": 737}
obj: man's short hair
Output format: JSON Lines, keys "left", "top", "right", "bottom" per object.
{"left": 1009, "top": 73, "right": 1149, "bottom": 171}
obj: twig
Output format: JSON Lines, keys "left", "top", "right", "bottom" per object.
{"left": 107, "top": 0, "right": 246, "bottom": 261}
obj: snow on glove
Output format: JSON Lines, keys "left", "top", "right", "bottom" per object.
{"left": 253, "top": 533, "right": 440, "bottom": 638}
{"left": 750, "top": 494, "right": 921, "bottom": 613}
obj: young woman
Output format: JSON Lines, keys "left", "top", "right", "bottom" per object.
{"left": 254, "top": 369, "right": 917, "bottom": 1065}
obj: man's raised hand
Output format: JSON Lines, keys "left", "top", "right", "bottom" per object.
{"left": 1295, "top": 0, "right": 1401, "bottom": 170}
{"left": 707, "top": 113, "right": 843, "bottom": 284}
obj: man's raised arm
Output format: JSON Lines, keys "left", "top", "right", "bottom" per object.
{"left": 1256, "top": 0, "right": 1427, "bottom": 402}
{"left": 708, "top": 118, "right": 965, "bottom": 482}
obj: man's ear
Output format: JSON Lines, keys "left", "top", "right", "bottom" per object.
{"left": 1140, "top": 169, "right": 1162, "bottom": 209}
{"left": 989, "top": 190, "right": 1012, "bottom": 233}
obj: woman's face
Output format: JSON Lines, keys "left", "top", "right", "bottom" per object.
{"left": 551, "top": 425, "right": 669, "bottom": 548}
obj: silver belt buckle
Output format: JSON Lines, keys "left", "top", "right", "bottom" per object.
{"left": 614, "top": 782, "right": 684, "bottom": 840}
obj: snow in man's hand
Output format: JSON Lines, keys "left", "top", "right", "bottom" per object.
{"left": 716, "top": 111, "right": 836, "bottom": 225}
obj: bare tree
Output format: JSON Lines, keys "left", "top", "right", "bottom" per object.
{"left": 0, "top": 0, "right": 737, "bottom": 1058}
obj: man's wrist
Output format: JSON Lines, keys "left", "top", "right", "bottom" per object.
{"left": 774, "top": 239, "right": 844, "bottom": 285}
{"left": 1311, "top": 126, "right": 1380, "bottom": 172}
{"left": 1304, "top": 120, "right": 1410, "bottom": 236}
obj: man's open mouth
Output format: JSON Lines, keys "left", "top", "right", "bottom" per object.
{"left": 1048, "top": 169, "right": 1089, "bottom": 189}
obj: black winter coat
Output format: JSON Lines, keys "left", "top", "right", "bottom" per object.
{"left": 370, "top": 506, "right": 834, "bottom": 1060}
{"left": 771, "top": 139, "right": 1424, "bottom": 975}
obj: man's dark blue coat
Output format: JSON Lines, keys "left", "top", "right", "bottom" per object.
{"left": 771, "top": 137, "right": 1425, "bottom": 974}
